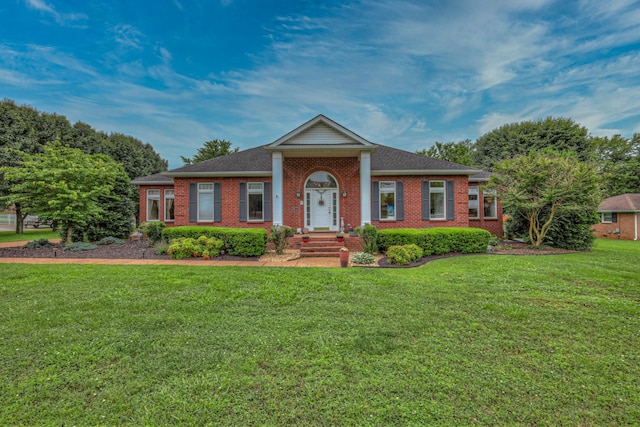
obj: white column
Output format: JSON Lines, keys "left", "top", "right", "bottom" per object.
{"left": 272, "top": 152, "right": 283, "bottom": 226}
{"left": 360, "top": 151, "right": 371, "bottom": 225}
{"left": 635, "top": 213, "right": 638, "bottom": 241}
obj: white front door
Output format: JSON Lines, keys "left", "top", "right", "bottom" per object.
{"left": 307, "top": 189, "right": 338, "bottom": 231}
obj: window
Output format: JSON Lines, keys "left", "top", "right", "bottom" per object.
{"left": 468, "top": 186, "right": 479, "bottom": 218}
{"left": 146, "top": 189, "right": 160, "bottom": 221}
{"left": 430, "top": 181, "right": 445, "bottom": 219}
{"left": 601, "top": 212, "right": 613, "bottom": 223}
{"left": 380, "top": 181, "right": 396, "bottom": 220}
{"left": 164, "top": 189, "right": 174, "bottom": 222}
{"left": 197, "top": 183, "right": 214, "bottom": 221}
{"left": 247, "top": 182, "right": 264, "bottom": 221}
{"left": 483, "top": 189, "right": 497, "bottom": 218}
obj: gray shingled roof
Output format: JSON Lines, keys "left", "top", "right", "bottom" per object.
{"left": 159, "top": 143, "right": 479, "bottom": 177}
{"left": 599, "top": 193, "right": 640, "bottom": 212}
{"left": 469, "top": 170, "right": 492, "bottom": 181}
{"left": 130, "top": 173, "right": 174, "bottom": 185}
{"left": 371, "top": 145, "right": 479, "bottom": 173}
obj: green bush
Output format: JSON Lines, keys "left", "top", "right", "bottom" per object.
{"left": 507, "top": 209, "right": 598, "bottom": 251}
{"left": 378, "top": 227, "right": 491, "bottom": 255}
{"left": 22, "top": 239, "right": 54, "bottom": 249}
{"left": 154, "top": 241, "right": 170, "bottom": 255}
{"left": 267, "top": 225, "right": 295, "bottom": 255}
{"left": 386, "top": 245, "right": 411, "bottom": 265}
{"left": 404, "top": 243, "right": 423, "bottom": 262}
{"left": 167, "top": 236, "right": 224, "bottom": 260}
{"left": 96, "top": 236, "right": 125, "bottom": 245}
{"left": 162, "top": 226, "right": 267, "bottom": 257}
{"left": 141, "top": 222, "right": 166, "bottom": 245}
{"left": 355, "top": 223, "right": 378, "bottom": 253}
{"left": 351, "top": 252, "right": 376, "bottom": 265}
{"left": 64, "top": 242, "right": 98, "bottom": 251}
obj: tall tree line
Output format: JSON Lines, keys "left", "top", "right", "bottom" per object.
{"left": 0, "top": 98, "right": 168, "bottom": 234}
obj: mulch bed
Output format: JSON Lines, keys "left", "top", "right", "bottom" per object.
{"left": 0, "top": 239, "right": 259, "bottom": 261}
{"left": 377, "top": 240, "right": 577, "bottom": 268}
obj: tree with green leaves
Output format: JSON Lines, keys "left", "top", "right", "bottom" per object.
{"left": 1, "top": 142, "right": 128, "bottom": 243}
{"left": 473, "top": 117, "right": 591, "bottom": 170}
{"left": 416, "top": 139, "right": 475, "bottom": 166}
{"left": 181, "top": 139, "right": 238, "bottom": 165}
{"left": 590, "top": 134, "right": 640, "bottom": 196}
{"left": 486, "top": 150, "right": 601, "bottom": 248}
{"left": 0, "top": 99, "right": 168, "bottom": 231}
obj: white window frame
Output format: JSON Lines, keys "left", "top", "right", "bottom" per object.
{"left": 164, "top": 189, "right": 174, "bottom": 222}
{"left": 430, "top": 181, "right": 446, "bottom": 220}
{"left": 197, "top": 183, "right": 214, "bottom": 222}
{"left": 247, "top": 182, "right": 264, "bottom": 222}
{"left": 483, "top": 189, "right": 498, "bottom": 219}
{"left": 146, "top": 189, "right": 160, "bottom": 222}
{"left": 601, "top": 212, "right": 613, "bottom": 223}
{"left": 379, "top": 181, "right": 396, "bottom": 220}
{"left": 468, "top": 186, "right": 479, "bottom": 219}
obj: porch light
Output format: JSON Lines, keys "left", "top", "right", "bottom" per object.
{"left": 342, "top": 190, "right": 347, "bottom": 198}
{"left": 296, "top": 190, "right": 301, "bottom": 198}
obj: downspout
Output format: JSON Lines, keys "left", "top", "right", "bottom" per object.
{"left": 635, "top": 213, "right": 638, "bottom": 241}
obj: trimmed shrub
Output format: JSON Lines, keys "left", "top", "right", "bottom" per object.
{"left": 64, "top": 242, "right": 98, "bottom": 251}
{"left": 141, "top": 222, "right": 166, "bottom": 245}
{"left": 267, "top": 225, "right": 295, "bottom": 255}
{"left": 162, "top": 226, "right": 267, "bottom": 257}
{"left": 167, "top": 236, "right": 224, "bottom": 260}
{"left": 96, "top": 236, "right": 125, "bottom": 245}
{"left": 378, "top": 227, "right": 491, "bottom": 255}
{"left": 386, "top": 245, "right": 411, "bottom": 265}
{"left": 22, "top": 239, "right": 54, "bottom": 249}
{"left": 404, "top": 244, "right": 423, "bottom": 262}
{"left": 351, "top": 252, "right": 376, "bottom": 265}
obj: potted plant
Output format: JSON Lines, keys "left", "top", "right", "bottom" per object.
{"left": 302, "top": 235, "right": 310, "bottom": 243}
{"left": 336, "top": 233, "right": 344, "bottom": 243}
{"left": 339, "top": 246, "right": 349, "bottom": 267}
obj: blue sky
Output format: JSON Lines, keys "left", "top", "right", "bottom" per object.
{"left": 2, "top": 0, "right": 640, "bottom": 169}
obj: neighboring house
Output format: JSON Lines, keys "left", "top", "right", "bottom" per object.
{"left": 131, "top": 115, "right": 503, "bottom": 235}
{"left": 593, "top": 193, "right": 640, "bottom": 241}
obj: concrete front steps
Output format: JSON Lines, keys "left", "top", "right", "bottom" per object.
{"left": 291, "top": 234, "right": 362, "bottom": 258}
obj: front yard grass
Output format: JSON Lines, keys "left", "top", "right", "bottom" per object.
{"left": 1, "top": 239, "right": 638, "bottom": 425}
{"left": 0, "top": 230, "right": 59, "bottom": 243}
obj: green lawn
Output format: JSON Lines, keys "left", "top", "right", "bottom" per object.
{"left": 0, "top": 229, "right": 59, "bottom": 243}
{"left": 1, "top": 239, "right": 638, "bottom": 425}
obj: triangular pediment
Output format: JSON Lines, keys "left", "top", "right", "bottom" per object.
{"left": 267, "top": 115, "right": 375, "bottom": 148}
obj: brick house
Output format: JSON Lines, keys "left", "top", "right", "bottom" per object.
{"left": 131, "top": 115, "right": 502, "bottom": 236}
{"left": 593, "top": 193, "right": 640, "bottom": 241}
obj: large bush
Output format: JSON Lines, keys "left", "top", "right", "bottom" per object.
{"left": 378, "top": 227, "right": 491, "bottom": 255}
{"left": 505, "top": 209, "right": 598, "bottom": 251}
{"left": 162, "top": 226, "right": 267, "bottom": 257}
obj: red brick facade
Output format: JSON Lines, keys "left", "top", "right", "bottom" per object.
{"left": 138, "top": 157, "right": 503, "bottom": 236}
{"left": 593, "top": 213, "right": 639, "bottom": 240}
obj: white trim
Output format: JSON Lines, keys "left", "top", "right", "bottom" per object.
{"left": 164, "top": 189, "right": 175, "bottom": 222}
{"left": 372, "top": 169, "right": 481, "bottom": 176}
{"left": 267, "top": 114, "right": 376, "bottom": 148}
{"left": 272, "top": 152, "right": 283, "bottom": 226}
{"left": 360, "top": 152, "right": 371, "bottom": 225}
{"left": 164, "top": 171, "right": 272, "bottom": 178}
{"left": 635, "top": 213, "right": 638, "bottom": 241}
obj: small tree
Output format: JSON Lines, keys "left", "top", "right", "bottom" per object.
{"left": 1, "top": 141, "right": 124, "bottom": 243}
{"left": 181, "top": 139, "right": 238, "bottom": 165}
{"left": 486, "top": 150, "right": 601, "bottom": 248}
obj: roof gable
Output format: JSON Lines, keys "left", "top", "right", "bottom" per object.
{"left": 268, "top": 114, "right": 375, "bottom": 148}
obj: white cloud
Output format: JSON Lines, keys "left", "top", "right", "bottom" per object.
{"left": 23, "top": 0, "right": 87, "bottom": 26}
{"left": 111, "top": 24, "right": 144, "bottom": 50}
